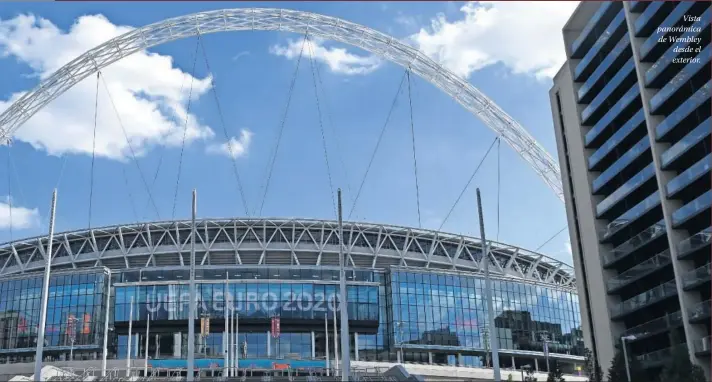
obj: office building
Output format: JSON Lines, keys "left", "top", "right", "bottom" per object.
{"left": 550, "top": 1, "right": 710, "bottom": 379}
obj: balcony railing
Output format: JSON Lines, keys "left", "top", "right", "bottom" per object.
{"left": 689, "top": 299, "right": 711, "bottom": 323}
{"left": 585, "top": 84, "right": 640, "bottom": 147}
{"left": 578, "top": 36, "right": 630, "bottom": 102}
{"left": 666, "top": 154, "right": 712, "bottom": 197}
{"left": 650, "top": 45, "right": 711, "bottom": 114}
{"left": 645, "top": 10, "right": 710, "bottom": 86}
{"left": 597, "top": 163, "right": 656, "bottom": 217}
{"left": 571, "top": 2, "right": 616, "bottom": 58}
{"left": 575, "top": 10, "right": 626, "bottom": 82}
{"left": 682, "top": 263, "right": 711, "bottom": 290}
{"left": 603, "top": 220, "right": 666, "bottom": 267}
{"left": 588, "top": 109, "right": 645, "bottom": 170}
{"left": 581, "top": 58, "right": 635, "bottom": 125}
{"left": 694, "top": 336, "right": 711, "bottom": 354}
{"left": 656, "top": 82, "right": 711, "bottom": 140}
{"left": 621, "top": 311, "right": 682, "bottom": 340}
{"left": 639, "top": 1, "right": 697, "bottom": 59}
{"left": 637, "top": 345, "right": 687, "bottom": 368}
{"left": 606, "top": 249, "right": 671, "bottom": 293}
{"left": 611, "top": 279, "right": 678, "bottom": 319}
{"left": 592, "top": 136, "right": 650, "bottom": 193}
{"left": 661, "top": 118, "right": 711, "bottom": 169}
{"left": 677, "top": 226, "right": 712, "bottom": 259}
{"left": 672, "top": 190, "right": 712, "bottom": 227}
{"left": 599, "top": 191, "right": 661, "bottom": 239}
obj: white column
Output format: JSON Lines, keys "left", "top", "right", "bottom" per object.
{"left": 187, "top": 190, "right": 196, "bottom": 381}
{"left": 354, "top": 333, "right": 359, "bottom": 361}
{"left": 535, "top": 358, "right": 539, "bottom": 372}
{"left": 428, "top": 352, "right": 433, "bottom": 365}
{"left": 33, "top": 189, "right": 58, "bottom": 382}
{"left": 174, "top": 333, "right": 182, "bottom": 358}
{"left": 477, "top": 189, "right": 501, "bottom": 381}
{"left": 101, "top": 273, "right": 111, "bottom": 377}
{"left": 267, "top": 331, "right": 271, "bottom": 357}
{"left": 126, "top": 296, "right": 134, "bottom": 377}
{"left": 311, "top": 331, "right": 316, "bottom": 359}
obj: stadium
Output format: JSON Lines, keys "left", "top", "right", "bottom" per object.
{"left": 0, "top": 218, "right": 585, "bottom": 379}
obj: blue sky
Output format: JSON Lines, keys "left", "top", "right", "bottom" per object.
{"left": 0, "top": 1, "right": 579, "bottom": 263}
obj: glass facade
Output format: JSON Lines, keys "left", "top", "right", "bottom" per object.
{"left": 0, "top": 269, "right": 110, "bottom": 362}
{"left": 0, "top": 265, "right": 582, "bottom": 372}
{"left": 388, "top": 270, "right": 583, "bottom": 358}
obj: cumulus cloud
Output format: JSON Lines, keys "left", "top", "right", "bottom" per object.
{"left": 270, "top": 37, "right": 381, "bottom": 76}
{"left": 0, "top": 14, "right": 216, "bottom": 160}
{"left": 206, "top": 129, "right": 253, "bottom": 159}
{"left": 0, "top": 197, "right": 40, "bottom": 230}
{"left": 410, "top": 1, "right": 578, "bottom": 79}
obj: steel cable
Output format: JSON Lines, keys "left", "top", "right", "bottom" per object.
{"left": 406, "top": 70, "right": 422, "bottom": 228}
{"left": 88, "top": 72, "right": 100, "bottom": 229}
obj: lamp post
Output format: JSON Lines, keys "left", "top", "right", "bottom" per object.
{"left": 621, "top": 335, "right": 636, "bottom": 382}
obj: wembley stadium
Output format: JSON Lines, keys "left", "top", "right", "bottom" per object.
{"left": 0, "top": 218, "right": 585, "bottom": 379}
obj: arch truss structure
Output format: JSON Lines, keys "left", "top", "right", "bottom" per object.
{"left": 0, "top": 8, "right": 564, "bottom": 202}
{"left": 0, "top": 218, "right": 576, "bottom": 290}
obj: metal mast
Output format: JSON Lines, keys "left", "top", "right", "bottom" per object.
{"left": 34, "top": 189, "right": 57, "bottom": 382}
{"left": 187, "top": 190, "right": 197, "bottom": 380}
{"left": 477, "top": 188, "right": 501, "bottom": 381}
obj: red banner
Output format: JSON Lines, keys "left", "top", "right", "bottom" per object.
{"left": 271, "top": 317, "right": 280, "bottom": 338}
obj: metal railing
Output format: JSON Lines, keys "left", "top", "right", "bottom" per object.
{"left": 606, "top": 249, "right": 671, "bottom": 292}
{"left": 682, "top": 263, "right": 711, "bottom": 289}
{"left": 611, "top": 279, "right": 678, "bottom": 318}
{"left": 689, "top": 300, "right": 711, "bottom": 322}
{"left": 621, "top": 311, "right": 682, "bottom": 340}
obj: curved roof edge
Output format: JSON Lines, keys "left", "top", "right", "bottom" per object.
{"left": 0, "top": 218, "right": 576, "bottom": 290}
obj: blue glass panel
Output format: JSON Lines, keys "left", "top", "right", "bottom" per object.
{"left": 656, "top": 82, "right": 711, "bottom": 140}
{"left": 672, "top": 190, "right": 712, "bottom": 226}
{"left": 575, "top": 10, "right": 626, "bottom": 80}
{"left": 585, "top": 84, "right": 640, "bottom": 146}
{"left": 640, "top": 1, "right": 696, "bottom": 58}
{"left": 661, "top": 117, "right": 711, "bottom": 168}
{"left": 597, "top": 163, "right": 656, "bottom": 217}
{"left": 578, "top": 36, "right": 630, "bottom": 102}
{"left": 582, "top": 58, "right": 635, "bottom": 124}
{"left": 650, "top": 45, "right": 711, "bottom": 113}
{"left": 588, "top": 109, "right": 645, "bottom": 169}
{"left": 666, "top": 154, "right": 712, "bottom": 197}
{"left": 592, "top": 136, "right": 650, "bottom": 193}
{"left": 635, "top": 1, "right": 665, "bottom": 36}
{"left": 603, "top": 192, "right": 661, "bottom": 239}
{"left": 645, "top": 10, "right": 711, "bottom": 85}
{"left": 572, "top": 2, "right": 614, "bottom": 56}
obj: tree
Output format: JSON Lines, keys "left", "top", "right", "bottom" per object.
{"left": 507, "top": 374, "right": 514, "bottom": 382}
{"left": 583, "top": 348, "right": 603, "bottom": 382}
{"left": 660, "top": 341, "right": 706, "bottom": 382}
{"left": 547, "top": 360, "right": 566, "bottom": 382}
{"left": 606, "top": 344, "right": 645, "bottom": 382}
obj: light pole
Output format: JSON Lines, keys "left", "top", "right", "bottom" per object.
{"left": 621, "top": 335, "right": 636, "bottom": 382}
{"left": 395, "top": 322, "right": 404, "bottom": 363}
{"left": 66, "top": 316, "right": 78, "bottom": 362}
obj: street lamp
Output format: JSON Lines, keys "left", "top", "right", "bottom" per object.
{"left": 621, "top": 335, "right": 636, "bottom": 382}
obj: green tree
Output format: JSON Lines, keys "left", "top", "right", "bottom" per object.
{"left": 507, "top": 374, "right": 514, "bottom": 382}
{"left": 660, "top": 341, "right": 706, "bottom": 382}
{"left": 546, "top": 360, "right": 566, "bottom": 382}
{"left": 583, "top": 348, "right": 603, "bottom": 382}
{"left": 606, "top": 344, "right": 645, "bottom": 382}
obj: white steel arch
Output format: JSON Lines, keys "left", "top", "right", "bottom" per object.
{"left": 0, "top": 8, "right": 564, "bottom": 202}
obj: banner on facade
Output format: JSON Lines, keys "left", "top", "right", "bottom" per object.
{"left": 200, "top": 317, "right": 210, "bottom": 337}
{"left": 271, "top": 317, "right": 280, "bottom": 338}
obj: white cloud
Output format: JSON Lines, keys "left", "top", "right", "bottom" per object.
{"left": 270, "top": 37, "right": 381, "bottom": 76}
{"left": 394, "top": 12, "right": 418, "bottom": 28}
{"left": 206, "top": 129, "right": 253, "bottom": 159}
{"left": 0, "top": 197, "right": 40, "bottom": 230}
{"left": 0, "top": 14, "right": 216, "bottom": 160}
{"left": 410, "top": 1, "right": 579, "bottom": 79}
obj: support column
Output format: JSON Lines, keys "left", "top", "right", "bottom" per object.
{"left": 428, "top": 352, "right": 433, "bottom": 365}
{"left": 397, "top": 350, "right": 402, "bottom": 364}
{"left": 535, "top": 358, "right": 539, "bottom": 372}
{"left": 311, "top": 332, "right": 316, "bottom": 359}
{"left": 354, "top": 333, "right": 359, "bottom": 361}
{"left": 267, "top": 331, "right": 271, "bottom": 357}
{"left": 622, "top": 4, "right": 709, "bottom": 379}
{"left": 511, "top": 356, "right": 515, "bottom": 370}
{"left": 174, "top": 333, "right": 182, "bottom": 358}
{"left": 457, "top": 353, "right": 463, "bottom": 367}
